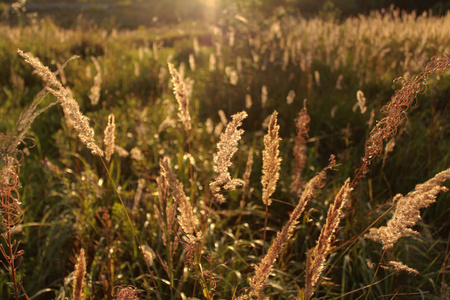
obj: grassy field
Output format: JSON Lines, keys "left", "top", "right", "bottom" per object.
{"left": 1, "top": 3, "right": 450, "bottom": 300}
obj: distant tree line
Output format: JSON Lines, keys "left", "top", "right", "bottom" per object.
{"left": 6, "top": 0, "right": 449, "bottom": 14}
{"left": 2, "top": 0, "right": 449, "bottom": 28}
{"left": 224, "top": 0, "right": 450, "bottom": 17}
{"left": 323, "top": 0, "right": 449, "bottom": 15}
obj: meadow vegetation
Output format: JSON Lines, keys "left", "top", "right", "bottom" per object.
{"left": 1, "top": 3, "right": 450, "bottom": 299}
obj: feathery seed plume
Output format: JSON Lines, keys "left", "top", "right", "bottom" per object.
{"left": 189, "top": 53, "right": 196, "bottom": 71}
{"left": 132, "top": 178, "right": 145, "bottom": 211}
{"left": 261, "top": 111, "right": 282, "bottom": 206}
{"left": 365, "top": 168, "right": 449, "bottom": 249}
{"left": 160, "top": 158, "right": 201, "bottom": 245}
{"left": 17, "top": 49, "right": 104, "bottom": 156}
{"left": 103, "top": 114, "right": 115, "bottom": 162}
{"left": 73, "top": 248, "right": 86, "bottom": 300}
{"left": 155, "top": 174, "right": 176, "bottom": 248}
{"left": 167, "top": 63, "right": 192, "bottom": 131}
{"left": 245, "top": 94, "right": 252, "bottom": 109}
{"left": 130, "top": 147, "right": 143, "bottom": 161}
{"left": 89, "top": 56, "right": 102, "bottom": 105}
{"left": 261, "top": 86, "right": 268, "bottom": 108}
{"left": 241, "top": 147, "right": 254, "bottom": 208}
{"left": 353, "top": 90, "right": 367, "bottom": 113}
{"left": 286, "top": 90, "right": 296, "bottom": 105}
{"left": 386, "top": 261, "right": 419, "bottom": 275}
{"left": 210, "top": 111, "right": 247, "bottom": 204}
{"left": 168, "top": 62, "right": 192, "bottom": 132}
{"left": 291, "top": 100, "right": 310, "bottom": 196}
{"left": 139, "top": 244, "right": 156, "bottom": 268}
{"left": 114, "top": 145, "right": 129, "bottom": 157}
{"left": 218, "top": 109, "right": 228, "bottom": 126}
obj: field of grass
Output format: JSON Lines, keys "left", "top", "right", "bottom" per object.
{"left": 1, "top": 4, "right": 450, "bottom": 300}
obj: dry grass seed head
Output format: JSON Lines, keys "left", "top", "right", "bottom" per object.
{"left": 241, "top": 147, "right": 254, "bottom": 208}
{"left": 139, "top": 244, "right": 156, "bottom": 268}
{"left": 353, "top": 90, "right": 367, "bottom": 113}
{"left": 386, "top": 261, "right": 419, "bottom": 275}
{"left": 132, "top": 178, "right": 145, "bottom": 211}
{"left": 168, "top": 62, "right": 192, "bottom": 131}
{"left": 17, "top": 49, "right": 104, "bottom": 156}
{"left": 365, "top": 168, "right": 450, "bottom": 250}
{"left": 89, "top": 56, "right": 102, "bottom": 105}
{"left": 103, "top": 113, "right": 116, "bottom": 162}
{"left": 73, "top": 248, "right": 86, "bottom": 300}
{"left": 113, "top": 285, "right": 140, "bottom": 300}
{"left": 210, "top": 111, "right": 247, "bottom": 204}
{"left": 160, "top": 157, "right": 201, "bottom": 245}
{"left": 291, "top": 100, "right": 310, "bottom": 196}
{"left": 261, "top": 111, "right": 282, "bottom": 206}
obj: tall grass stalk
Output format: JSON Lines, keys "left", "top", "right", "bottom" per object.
{"left": 304, "top": 178, "right": 352, "bottom": 299}
{"left": 243, "top": 156, "right": 335, "bottom": 299}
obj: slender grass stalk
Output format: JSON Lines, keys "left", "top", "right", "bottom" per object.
{"left": 1, "top": 199, "right": 20, "bottom": 300}
{"left": 168, "top": 62, "right": 195, "bottom": 198}
{"left": 240, "top": 147, "right": 254, "bottom": 210}
{"left": 89, "top": 56, "right": 102, "bottom": 106}
{"left": 304, "top": 178, "right": 353, "bottom": 299}
{"left": 243, "top": 156, "right": 335, "bottom": 298}
{"left": 365, "top": 249, "right": 386, "bottom": 300}
{"left": 1, "top": 141, "right": 25, "bottom": 300}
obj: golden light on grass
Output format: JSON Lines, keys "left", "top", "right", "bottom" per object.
{"left": 5, "top": 7, "right": 450, "bottom": 300}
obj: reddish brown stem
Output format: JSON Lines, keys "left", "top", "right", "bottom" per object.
{"left": 4, "top": 202, "right": 19, "bottom": 300}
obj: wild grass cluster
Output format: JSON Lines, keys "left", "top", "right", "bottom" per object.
{"left": 1, "top": 4, "right": 450, "bottom": 299}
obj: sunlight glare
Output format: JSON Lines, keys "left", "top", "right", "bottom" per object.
{"left": 202, "top": 0, "right": 217, "bottom": 22}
